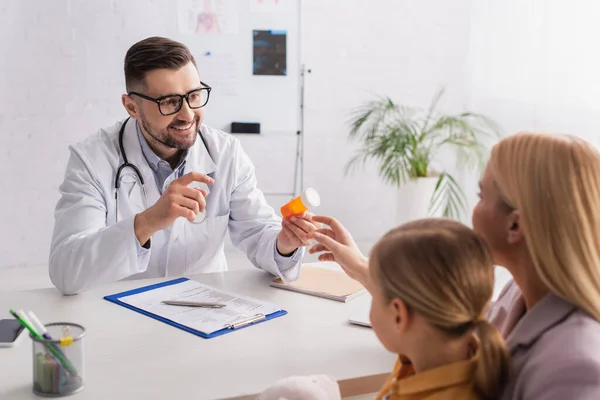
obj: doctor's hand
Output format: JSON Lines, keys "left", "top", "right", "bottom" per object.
{"left": 309, "top": 215, "right": 369, "bottom": 287}
{"left": 276, "top": 212, "right": 318, "bottom": 256}
{"left": 134, "top": 172, "right": 215, "bottom": 245}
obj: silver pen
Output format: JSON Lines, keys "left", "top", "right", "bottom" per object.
{"left": 161, "top": 300, "right": 226, "bottom": 308}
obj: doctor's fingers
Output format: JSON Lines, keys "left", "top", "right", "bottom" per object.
{"left": 176, "top": 196, "right": 203, "bottom": 215}
{"left": 177, "top": 171, "right": 214, "bottom": 187}
{"left": 282, "top": 220, "right": 312, "bottom": 244}
{"left": 174, "top": 204, "right": 198, "bottom": 223}
{"left": 281, "top": 224, "right": 309, "bottom": 247}
{"left": 180, "top": 187, "right": 207, "bottom": 211}
{"left": 289, "top": 216, "right": 318, "bottom": 234}
{"left": 164, "top": 190, "right": 204, "bottom": 214}
{"left": 195, "top": 188, "right": 209, "bottom": 198}
{"left": 293, "top": 211, "right": 315, "bottom": 222}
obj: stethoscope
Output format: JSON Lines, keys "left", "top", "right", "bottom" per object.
{"left": 114, "top": 117, "right": 213, "bottom": 222}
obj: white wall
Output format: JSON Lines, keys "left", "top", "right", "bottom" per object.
{"left": 461, "top": 0, "right": 600, "bottom": 212}
{"left": 0, "top": 0, "right": 173, "bottom": 267}
{"left": 0, "top": 0, "right": 473, "bottom": 268}
{"left": 301, "top": 0, "right": 472, "bottom": 240}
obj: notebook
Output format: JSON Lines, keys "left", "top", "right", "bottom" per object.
{"left": 348, "top": 296, "right": 372, "bottom": 327}
{"left": 270, "top": 262, "right": 366, "bottom": 302}
{"left": 104, "top": 278, "right": 287, "bottom": 339}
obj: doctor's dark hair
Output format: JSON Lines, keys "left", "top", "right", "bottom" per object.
{"left": 370, "top": 218, "right": 510, "bottom": 400}
{"left": 124, "top": 36, "right": 197, "bottom": 91}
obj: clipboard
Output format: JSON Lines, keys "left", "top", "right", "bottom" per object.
{"left": 103, "top": 277, "right": 288, "bottom": 339}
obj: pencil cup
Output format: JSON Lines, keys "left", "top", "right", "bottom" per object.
{"left": 30, "top": 323, "right": 85, "bottom": 397}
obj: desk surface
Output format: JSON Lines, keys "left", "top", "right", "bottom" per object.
{"left": 0, "top": 268, "right": 394, "bottom": 400}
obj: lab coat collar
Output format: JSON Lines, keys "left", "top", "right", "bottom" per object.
{"left": 167, "top": 124, "right": 217, "bottom": 249}
{"left": 185, "top": 124, "right": 217, "bottom": 177}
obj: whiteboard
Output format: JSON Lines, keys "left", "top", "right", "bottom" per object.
{"left": 172, "top": 0, "right": 300, "bottom": 135}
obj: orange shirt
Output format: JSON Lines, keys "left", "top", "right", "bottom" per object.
{"left": 376, "top": 354, "right": 480, "bottom": 400}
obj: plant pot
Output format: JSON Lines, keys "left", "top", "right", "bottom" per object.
{"left": 396, "top": 176, "right": 439, "bottom": 225}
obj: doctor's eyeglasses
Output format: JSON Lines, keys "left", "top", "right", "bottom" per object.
{"left": 128, "top": 82, "right": 212, "bottom": 116}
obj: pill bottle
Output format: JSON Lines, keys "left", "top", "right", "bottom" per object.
{"left": 280, "top": 188, "right": 321, "bottom": 219}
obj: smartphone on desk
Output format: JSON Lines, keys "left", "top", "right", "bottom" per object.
{"left": 0, "top": 318, "right": 25, "bottom": 347}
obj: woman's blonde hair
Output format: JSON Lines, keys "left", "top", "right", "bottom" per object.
{"left": 490, "top": 133, "right": 600, "bottom": 321}
{"left": 371, "top": 218, "right": 509, "bottom": 400}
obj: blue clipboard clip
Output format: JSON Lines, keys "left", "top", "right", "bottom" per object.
{"left": 225, "top": 313, "right": 265, "bottom": 329}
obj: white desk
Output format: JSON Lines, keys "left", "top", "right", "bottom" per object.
{"left": 0, "top": 269, "right": 394, "bottom": 400}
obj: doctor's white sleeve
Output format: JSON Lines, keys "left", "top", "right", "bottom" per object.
{"left": 49, "top": 147, "right": 150, "bottom": 295}
{"left": 227, "top": 140, "right": 304, "bottom": 282}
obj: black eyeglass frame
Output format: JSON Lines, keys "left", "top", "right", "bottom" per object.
{"left": 128, "top": 82, "right": 212, "bottom": 116}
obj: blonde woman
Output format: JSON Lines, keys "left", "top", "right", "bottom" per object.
{"left": 261, "top": 219, "right": 509, "bottom": 400}
{"left": 309, "top": 133, "right": 600, "bottom": 399}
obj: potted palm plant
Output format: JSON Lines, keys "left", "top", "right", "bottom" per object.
{"left": 345, "top": 88, "right": 501, "bottom": 222}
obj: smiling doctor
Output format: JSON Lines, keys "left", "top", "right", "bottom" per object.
{"left": 49, "top": 37, "right": 314, "bottom": 295}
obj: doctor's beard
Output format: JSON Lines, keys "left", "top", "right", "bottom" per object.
{"left": 139, "top": 112, "right": 200, "bottom": 150}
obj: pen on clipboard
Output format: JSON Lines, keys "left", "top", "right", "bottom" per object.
{"left": 161, "top": 300, "right": 226, "bottom": 308}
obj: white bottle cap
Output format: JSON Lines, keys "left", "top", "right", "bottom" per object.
{"left": 301, "top": 188, "right": 321, "bottom": 208}
{"left": 188, "top": 182, "right": 210, "bottom": 224}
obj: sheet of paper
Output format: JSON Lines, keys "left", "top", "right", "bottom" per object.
{"left": 199, "top": 52, "right": 238, "bottom": 95}
{"left": 348, "top": 295, "right": 372, "bottom": 328}
{"left": 177, "top": 0, "right": 239, "bottom": 35}
{"left": 120, "top": 280, "right": 281, "bottom": 335}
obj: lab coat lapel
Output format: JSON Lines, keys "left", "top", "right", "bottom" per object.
{"left": 185, "top": 126, "right": 217, "bottom": 177}
{"left": 121, "top": 118, "right": 161, "bottom": 211}
{"left": 169, "top": 126, "right": 217, "bottom": 246}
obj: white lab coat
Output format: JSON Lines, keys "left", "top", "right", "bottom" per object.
{"left": 49, "top": 118, "right": 303, "bottom": 295}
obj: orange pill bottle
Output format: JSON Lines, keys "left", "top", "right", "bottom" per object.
{"left": 280, "top": 188, "right": 321, "bottom": 219}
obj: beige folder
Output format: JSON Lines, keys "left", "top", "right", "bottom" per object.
{"left": 270, "top": 263, "right": 366, "bottom": 302}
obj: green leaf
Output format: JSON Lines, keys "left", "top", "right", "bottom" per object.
{"left": 429, "top": 172, "right": 467, "bottom": 219}
{"left": 420, "top": 87, "right": 445, "bottom": 137}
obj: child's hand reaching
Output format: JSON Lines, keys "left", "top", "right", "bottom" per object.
{"left": 309, "top": 215, "right": 370, "bottom": 288}
{"left": 258, "top": 375, "right": 341, "bottom": 400}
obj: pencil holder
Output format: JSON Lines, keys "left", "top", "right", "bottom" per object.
{"left": 30, "top": 323, "right": 85, "bottom": 397}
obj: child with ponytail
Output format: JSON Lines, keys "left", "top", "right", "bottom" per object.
{"left": 367, "top": 218, "right": 510, "bottom": 400}
{"left": 259, "top": 217, "right": 510, "bottom": 400}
